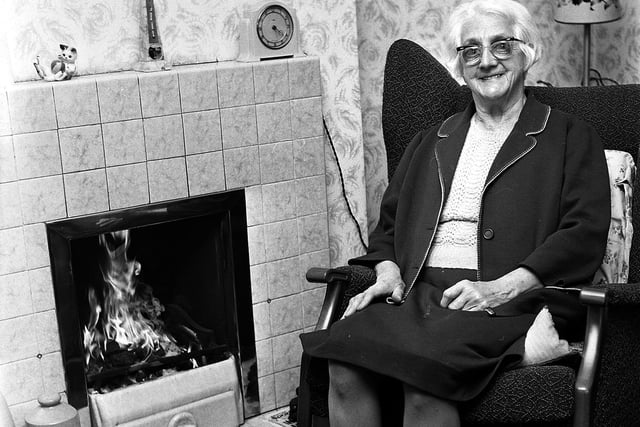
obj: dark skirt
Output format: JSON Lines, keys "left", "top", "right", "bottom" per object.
{"left": 300, "top": 267, "right": 585, "bottom": 402}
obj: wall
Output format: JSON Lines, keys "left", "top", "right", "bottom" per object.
{"left": 357, "top": 0, "right": 640, "bottom": 231}
{"left": 2, "top": 0, "right": 368, "bottom": 267}
{"left": 0, "top": 57, "right": 328, "bottom": 426}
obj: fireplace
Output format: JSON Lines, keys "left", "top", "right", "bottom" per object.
{"left": 45, "top": 190, "right": 259, "bottom": 422}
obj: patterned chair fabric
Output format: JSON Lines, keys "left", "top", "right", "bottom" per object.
{"left": 300, "top": 39, "right": 640, "bottom": 427}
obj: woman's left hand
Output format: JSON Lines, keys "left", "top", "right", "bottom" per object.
{"left": 440, "top": 267, "right": 543, "bottom": 311}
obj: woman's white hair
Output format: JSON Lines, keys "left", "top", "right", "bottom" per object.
{"left": 445, "top": 0, "right": 542, "bottom": 78}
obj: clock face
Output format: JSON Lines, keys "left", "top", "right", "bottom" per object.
{"left": 256, "top": 5, "right": 294, "bottom": 50}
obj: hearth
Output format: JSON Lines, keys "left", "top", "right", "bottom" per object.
{"left": 45, "top": 190, "right": 259, "bottom": 422}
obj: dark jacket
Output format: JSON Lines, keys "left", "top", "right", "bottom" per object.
{"left": 351, "top": 93, "right": 610, "bottom": 299}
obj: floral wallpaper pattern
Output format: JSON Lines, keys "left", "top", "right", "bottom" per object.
{"left": 357, "top": 0, "right": 640, "bottom": 231}
{"left": 3, "top": 0, "right": 368, "bottom": 267}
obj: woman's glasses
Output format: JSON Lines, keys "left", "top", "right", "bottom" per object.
{"left": 456, "top": 37, "right": 524, "bottom": 65}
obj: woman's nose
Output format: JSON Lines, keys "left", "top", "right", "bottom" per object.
{"left": 479, "top": 47, "right": 498, "bottom": 67}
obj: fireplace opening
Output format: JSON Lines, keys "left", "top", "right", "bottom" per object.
{"left": 46, "top": 190, "right": 259, "bottom": 420}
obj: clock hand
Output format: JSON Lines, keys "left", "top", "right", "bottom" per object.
{"left": 271, "top": 25, "right": 285, "bottom": 38}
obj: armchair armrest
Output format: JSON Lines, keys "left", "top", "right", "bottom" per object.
{"left": 574, "top": 287, "right": 607, "bottom": 427}
{"left": 574, "top": 283, "right": 640, "bottom": 427}
{"left": 306, "top": 265, "right": 377, "bottom": 330}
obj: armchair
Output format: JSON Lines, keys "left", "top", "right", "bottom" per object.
{"left": 297, "top": 39, "right": 640, "bottom": 427}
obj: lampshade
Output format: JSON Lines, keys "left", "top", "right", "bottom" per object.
{"left": 554, "top": 1, "right": 623, "bottom": 25}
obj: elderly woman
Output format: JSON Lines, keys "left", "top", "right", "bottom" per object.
{"left": 300, "top": 0, "right": 610, "bottom": 425}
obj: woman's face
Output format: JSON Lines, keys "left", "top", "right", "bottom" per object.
{"left": 459, "top": 14, "right": 527, "bottom": 109}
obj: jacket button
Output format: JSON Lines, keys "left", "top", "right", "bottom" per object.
{"left": 483, "top": 228, "right": 494, "bottom": 240}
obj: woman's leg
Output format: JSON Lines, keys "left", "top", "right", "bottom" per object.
{"left": 328, "top": 360, "right": 383, "bottom": 427}
{"left": 403, "top": 384, "right": 460, "bottom": 427}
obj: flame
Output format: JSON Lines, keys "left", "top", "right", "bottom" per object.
{"left": 83, "top": 230, "right": 175, "bottom": 367}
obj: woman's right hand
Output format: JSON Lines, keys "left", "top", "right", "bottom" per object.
{"left": 341, "top": 260, "right": 405, "bottom": 318}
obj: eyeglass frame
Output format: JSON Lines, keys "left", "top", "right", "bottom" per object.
{"left": 455, "top": 37, "right": 525, "bottom": 66}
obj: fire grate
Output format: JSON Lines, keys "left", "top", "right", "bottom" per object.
{"left": 46, "top": 191, "right": 260, "bottom": 419}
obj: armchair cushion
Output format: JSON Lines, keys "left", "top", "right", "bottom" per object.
{"left": 594, "top": 150, "right": 636, "bottom": 284}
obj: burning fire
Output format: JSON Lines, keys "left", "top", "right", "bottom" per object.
{"left": 83, "top": 230, "right": 176, "bottom": 367}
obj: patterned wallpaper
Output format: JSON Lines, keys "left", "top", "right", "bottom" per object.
{"left": 357, "top": 0, "right": 640, "bottom": 231}
{"left": 2, "top": 0, "right": 368, "bottom": 267}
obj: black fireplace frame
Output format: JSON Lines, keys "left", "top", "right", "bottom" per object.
{"left": 46, "top": 190, "right": 260, "bottom": 418}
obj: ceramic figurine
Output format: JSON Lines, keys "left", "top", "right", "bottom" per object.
{"left": 33, "top": 44, "right": 77, "bottom": 81}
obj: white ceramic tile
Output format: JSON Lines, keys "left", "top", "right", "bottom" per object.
{"left": 303, "top": 288, "right": 325, "bottom": 329}
{"left": 291, "top": 97, "right": 323, "bottom": 139}
{"left": 183, "top": 110, "right": 222, "bottom": 155}
{"left": 259, "top": 142, "right": 294, "bottom": 184}
{"left": 217, "top": 62, "right": 255, "bottom": 108}
{"left": 138, "top": 72, "right": 181, "bottom": 118}
{"left": 247, "top": 225, "right": 266, "bottom": 266}
{"left": 0, "top": 136, "right": 17, "bottom": 183}
{"left": 263, "top": 219, "right": 299, "bottom": 262}
{"left": 0, "top": 272, "right": 32, "bottom": 321}
{"left": 64, "top": 169, "right": 109, "bottom": 217}
{"left": 244, "top": 185, "right": 263, "bottom": 227}
{"left": 288, "top": 57, "right": 322, "bottom": 99}
{"left": 256, "top": 101, "right": 292, "bottom": 144}
{"left": 34, "top": 310, "right": 60, "bottom": 354}
{"left": 258, "top": 375, "right": 276, "bottom": 413}
{"left": 269, "top": 294, "right": 302, "bottom": 336}
{"left": 40, "top": 352, "right": 65, "bottom": 395}
{"left": 295, "top": 175, "right": 327, "bottom": 216}
{"left": 0, "top": 182, "right": 22, "bottom": 229}
{"left": 274, "top": 367, "right": 300, "bottom": 409}
{"left": 250, "top": 263, "right": 268, "bottom": 304}
{"left": 266, "top": 257, "right": 301, "bottom": 299}
{"left": 297, "top": 213, "right": 329, "bottom": 254}
{"left": 220, "top": 105, "right": 258, "bottom": 149}
{"left": 0, "top": 227, "right": 26, "bottom": 276}
{"left": 58, "top": 125, "right": 105, "bottom": 173}
{"left": 13, "top": 131, "right": 62, "bottom": 180}
{"left": 53, "top": 79, "right": 100, "bottom": 128}
{"left": 0, "top": 315, "right": 38, "bottom": 364}
{"left": 147, "top": 158, "right": 188, "bottom": 202}
{"left": 293, "top": 136, "right": 325, "bottom": 178}
{"left": 29, "top": 267, "right": 55, "bottom": 313}
{"left": 223, "top": 146, "right": 260, "bottom": 189}
{"left": 7, "top": 84, "right": 56, "bottom": 134}
{"left": 0, "top": 92, "right": 12, "bottom": 136}
{"left": 106, "top": 163, "right": 150, "bottom": 209}
{"left": 253, "top": 61, "right": 289, "bottom": 104}
{"left": 23, "top": 224, "right": 50, "bottom": 269}
{"left": 18, "top": 176, "right": 67, "bottom": 224}
{"left": 255, "top": 338, "right": 273, "bottom": 377}
{"left": 186, "top": 152, "right": 225, "bottom": 196}
{"left": 177, "top": 66, "right": 219, "bottom": 113}
{"left": 143, "top": 114, "right": 185, "bottom": 160}
{"left": 102, "top": 119, "right": 146, "bottom": 166}
{"left": 253, "top": 301, "right": 271, "bottom": 341}
{"left": 0, "top": 357, "right": 43, "bottom": 405}
{"left": 96, "top": 72, "right": 142, "bottom": 123}
{"left": 272, "top": 331, "right": 302, "bottom": 372}
{"left": 261, "top": 180, "right": 296, "bottom": 223}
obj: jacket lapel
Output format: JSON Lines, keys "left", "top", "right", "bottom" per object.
{"left": 435, "top": 105, "right": 473, "bottom": 198}
{"left": 436, "top": 92, "right": 551, "bottom": 191}
{"left": 486, "top": 94, "right": 551, "bottom": 184}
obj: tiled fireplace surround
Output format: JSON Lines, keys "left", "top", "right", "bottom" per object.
{"left": 0, "top": 56, "right": 329, "bottom": 425}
